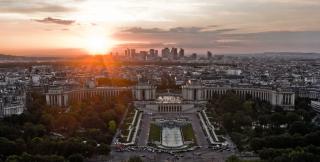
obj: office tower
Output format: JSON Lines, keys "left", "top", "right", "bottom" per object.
{"left": 178, "top": 48, "right": 184, "bottom": 58}
{"left": 124, "top": 48, "right": 130, "bottom": 57}
{"left": 149, "top": 49, "right": 155, "bottom": 57}
{"left": 140, "top": 51, "right": 148, "bottom": 60}
{"left": 171, "top": 47, "right": 178, "bottom": 59}
{"left": 130, "top": 49, "right": 136, "bottom": 57}
{"left": 207, "top": 51, "right": 212, "bottom": 59}
{"left": 215, "top": 54, "right": 224, "bottom": 60}
{"left": 154, "top": 50, "right": 158, "bottom": 57}
{"left": 161, "top": 47, "right": 170, "bottom": 58}
{"left": 191, "top": 53, "right": 197, "bottom": 59}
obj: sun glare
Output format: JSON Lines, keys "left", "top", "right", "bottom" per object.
{"left": 85, "top": 35, "right": 115, "bottom": 55}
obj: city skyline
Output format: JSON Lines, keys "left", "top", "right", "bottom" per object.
{"left": 1, "top": 1, "right": 320, "bottom": 161}
{"left": 1, "top": 0, "right": 320, "bottom": 56}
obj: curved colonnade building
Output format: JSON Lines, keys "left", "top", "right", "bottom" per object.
{"left": 182, "top": 81, "right": 295, "bottom": 109}
{"left": 46, "top": 81, "right": 295, "bottom": 111}
{"left": 46, "top": 87, "right": 130, "bottom": 107}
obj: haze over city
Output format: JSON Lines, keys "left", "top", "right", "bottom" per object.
{"left": 1, "top": 0, "right": 320, "bottom": 56}
{"left": 2, "top": 1, "right": 320, "bottom": 162}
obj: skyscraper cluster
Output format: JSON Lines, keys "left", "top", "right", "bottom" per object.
{"left": 161, "top": 47, "right": 184, "bottom": 60}
{"left": 121, "top": 47, "right": 217, "bottom": 61}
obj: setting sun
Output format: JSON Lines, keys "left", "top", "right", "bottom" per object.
{"left": 85, "top": 35, "right": 114, "bottom": 55}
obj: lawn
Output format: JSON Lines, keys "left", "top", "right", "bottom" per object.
{"left": 148, "top": 123, "right": 161, "bottom": 142}
{"left": 181, "top": 124, "right": 195, "bottom": 142}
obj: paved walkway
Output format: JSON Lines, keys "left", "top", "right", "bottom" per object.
{"left": 188, "top": 113, "right": 210, "bottom": 147}
{"left": 136, "top": 113, "right": 151, "bottom": 146}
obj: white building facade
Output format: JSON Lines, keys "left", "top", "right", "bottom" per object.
{"left": 46, "top": 80, "right": 296, "bottom": 111}
{"left": 0, "top": 94, "right": 26, "bottom": 118}
{"left": 182, "top": 80, "right": 295, "bottom": 108}
{"left": 45, "top": 87, "right": 130, "bottom": 107}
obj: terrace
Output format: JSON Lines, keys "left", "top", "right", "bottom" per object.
{"left": 118, "top": 109, "right": 142, "bottom": 145}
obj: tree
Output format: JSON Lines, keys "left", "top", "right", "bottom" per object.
{"left": 230, "top": 132, "right": 245, "bottom": 151}
{"left": 289, "top": 121, "right": 311, "bottom": 135}
{"left": 6, "top": 153, "right": 66, "bottom": 162}
{"left": 14, "top": 138, "right": 26, "bottom": 155}
{"left": 226, "top": 155, "right": 241, "bottom": 162}
{"left": 115, "top": 104, "right": 126, "bottom": 115}
{"left": 81, "top": 113, "right": 105, "bottom": 130}
{"left": 29, "top": 137, "right": 43, "bottom": 154}
{"left": 5, "top": 155, "right": 21, "bottom": 162}
{"left": 68, "top": 154, "right": 84, "bottom": 162}
{"left": 258, "top": 148, "right": 282, "bottom": 160}
{"left": 296, "top": 109, "right": 314, "bottom": 122}
{"left": 270, "top": 113, "right": 286, "bottom": 127}
{"left": 233, "top": 111, "right": 252, "bottom": 128}
{"left": 128, "top": 156, "right": 143, "bottom": 162}
{"left": 258, "top": 115, "right": 270, "bottom": 126}
{"left": 60, "top": 138, "right": 94, "bottom": 157}
{"left": 305, "top": 131, "right": 320, "bottom": 146}
{"left": 101, "top": 110, "right": 116, "bottom": 123}
{"left": 0, "top": 137, "right": 17, "bottom": 158}
{"left": 40, "top": 113, "right": 54, "bottom": 130}
{"left": 54, "top": 114, "right": 78, "bottom": 133}
{"left": 98, "top": 143, "right": 111, "bottom": 155}
{"left": 0, "top": 124, "right": 21, "bottom": 140}
{"left": 286, "top": 112, "right": 301, "bottom": 124}
{"left": 295, "top": 97, "right": 311, "bottom": 110}
{"left": 242, "top": 101, "right": 254, "bottom": 116}
{"left": 23, "top": 123, "right": 46, "bottom": 139}
{"left": 289, "top": 150, "right": 317, "bottom": 162}
{"left": 222, "top": 113, "right": 234, "bottom": 131}
{"left": 250, "top": 137, "right": 264, "bottom": 151}
{"left": 217, "top": 91, "right": 242, "bottom": 114}
{"left": 273, "top": 155, "right": 290, "bottom": 162}
{"left": 108, "top": 120, "right": 117, "bottom": 133}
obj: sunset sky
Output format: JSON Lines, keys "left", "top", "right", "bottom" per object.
{"left": 1, "top": 0, "right": 320, "bottom": 56}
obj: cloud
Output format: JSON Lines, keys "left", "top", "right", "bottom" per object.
{"left": 225, "top": 30, "right": 320, "bottom": 42}
{"left": 122, "top": 27, "right": 165, "bottom": 33}
{"left": 114, "top": 26, "right": 241, "bottom": 51}
{"left": 0, "top": 1, "right": 77, "bottom": 14}
{"left": 116, "top": 42, "right": 166, "bottom": 49}
{"left": 114, "top": 26, "right": 320, "bottom": 53}
{"left": 169, "top": 27, "right": 203, "bottom": 33}
{"left": 247, "top": 0, "right": 320, "bottom": 5}
{"left": 33, "top": 17, "right": 75, "bottom": 25}
{"left": 121, "top": 26, "right": 237, "bottom": 34}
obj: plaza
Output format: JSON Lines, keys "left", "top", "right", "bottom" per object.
{"left": 109, "top": 81, "right": 237, "bottom": 161}
{"left": 111, "top": 111, "right": 236, "bottom": 162}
